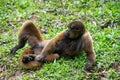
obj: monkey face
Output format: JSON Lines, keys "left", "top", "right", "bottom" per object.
{"left": 66, "top": 21, "right": 85, "bottom": 39}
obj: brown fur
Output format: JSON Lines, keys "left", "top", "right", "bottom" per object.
{"left": 10, "top": 21, "right": 59, "bottom": 69}
{"left": 20, "top": 48, "right": 41, "bottom": 69}
{"left": 11, "top": 21, "right": 95, "bottom": 70}
{"left": 20, "top": 48, "right": 59, "bottom": 69}
{"left": 36, "top": 21, "right": 96, "bottom": 70}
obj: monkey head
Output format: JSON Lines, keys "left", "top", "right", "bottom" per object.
{"left": 66, "top": 21, "right": 85, "bottom": 39}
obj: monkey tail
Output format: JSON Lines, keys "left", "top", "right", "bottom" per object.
{"left": 20, "top": 48, "right": 41, "bottom": 69}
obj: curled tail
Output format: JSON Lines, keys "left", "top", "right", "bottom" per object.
{"left": 20, "top": 48, "right": 41, "bottom": 69}
{"left": 20, "top": 48, "right": 60, "bottom": 69}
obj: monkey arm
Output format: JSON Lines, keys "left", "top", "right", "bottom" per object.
{"left": 35, "top": 39, "right": 58, "bottom": 62}
{"left": 83, "top": 31, "right": 96, "bottom": 70}
{"left": 35, "top": 31, "right": 65, "bottom": 62}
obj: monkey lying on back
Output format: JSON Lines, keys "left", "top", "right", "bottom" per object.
{"left": 10, "top": 21, "right": 96, "bottom": 70}
{"left": 11, "top": 21, "right": 59, "bottom": 69}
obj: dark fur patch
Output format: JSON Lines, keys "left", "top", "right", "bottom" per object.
{"left": 53, "top": 33, "right": 83, "bottom": 56}
{"left": 22, "top": 55, "right": 35, "bottom": 63}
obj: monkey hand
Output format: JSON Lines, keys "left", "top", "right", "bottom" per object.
{"left": 35, "top": 55, "right": 45, "bottom": 62}
{"left": 84, "top": 60, "right": 93, "bottom": 71}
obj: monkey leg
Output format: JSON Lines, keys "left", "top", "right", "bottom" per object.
{"left": 10, "top": 21, "right": 43, "bottom": 54}
{"left": 10, "top": 36, "right": 27, "bottom": 54}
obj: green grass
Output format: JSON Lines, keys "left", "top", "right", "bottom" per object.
{"left": 0, "top": 0, "right": 120, "bottom": 80}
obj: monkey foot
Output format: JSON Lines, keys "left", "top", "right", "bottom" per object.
{"left": 22, "top": 55, "right": 35, "bottom": 64}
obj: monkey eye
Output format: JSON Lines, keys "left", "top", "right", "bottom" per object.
{"left": 75, "top": 27, "right": 80, "bottom": 30}
{"left": 70, "top": 26, "right": 80, "bottom": 31}
{"left": 69, "top": 26, "right": 81, "bottom": 31}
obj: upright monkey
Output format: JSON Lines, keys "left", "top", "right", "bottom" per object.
{"left": 11, "top": 21, "right": 96, "bottom": 70}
